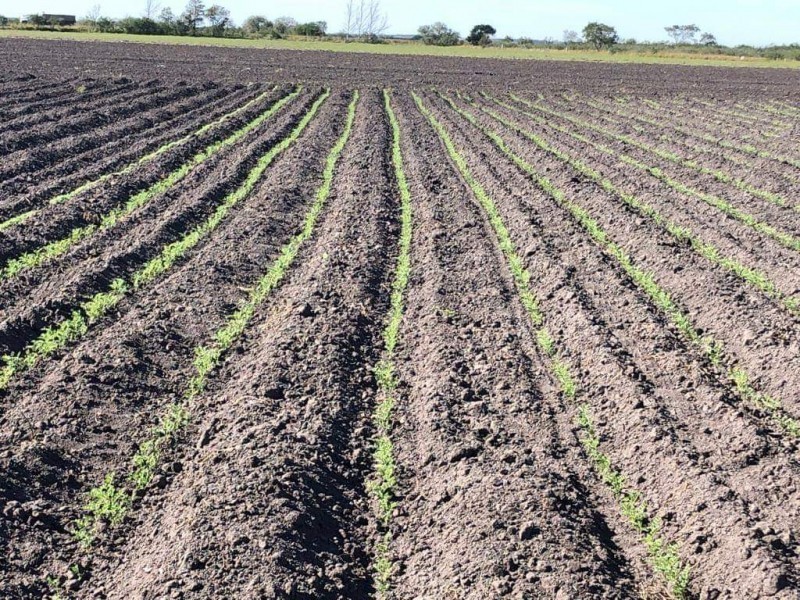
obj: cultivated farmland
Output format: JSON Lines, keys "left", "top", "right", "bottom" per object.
{"left": 1, "top": 38, "right": 800, "bottom": 600}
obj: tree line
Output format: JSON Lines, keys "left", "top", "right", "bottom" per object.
{"left": 3, "top": 4, "right": 799, "bottom": 61}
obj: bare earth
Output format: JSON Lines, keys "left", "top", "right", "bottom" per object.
{"left": 1, "top": 37, "right": 800, "bottom": 599}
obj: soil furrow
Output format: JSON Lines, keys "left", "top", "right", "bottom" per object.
{"left": 0, "top": 90, "right": 349, "bottom": 599}
{"left": 0, "top": 84, "right": 208, "bottom": 179}
{"left": 0, "top": 82, "right": 174, "bottom": 155}
{"left": 66, "top": 89, "right": 389, "bottom": 600}
{"left": 0, "top": 88, "right": 326, "bottom": 391}
{"left": 0, "top": 84, "right": 256, "bottom": 212}
{"left": 520, "top": 95, "right": 800, "bottom": 227}
{"left": 0, "top": 80, "right": 165, "bottom": 140}
{"left": 423, "top": 90, "right": 800, "bottom": 596}
{"left": 0, "top": 79, "right": 133, "bottom": 116}
{"left": 466, "top": 94, "right": 800, "bottom": 415}
{"left": 581, "top": 95, "right": 800, "bottom": 170}
{"left": 0, "top": 85, "right": 293, "bottom": 270}
{"left": 385, "top": 90, "right": 649, "bottom": 598}
{"left": 567, "top": 95, "right": 800, "bottom": 191}
{"left": 465, "top": 94, "right": 800, "bottom": 312}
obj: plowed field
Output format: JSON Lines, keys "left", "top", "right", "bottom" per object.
{"left": 2, "top": 38, "right": 800, "bottom": 600}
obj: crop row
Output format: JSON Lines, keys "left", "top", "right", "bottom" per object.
{"left": 527, "top": 95, "right": 797, "bottom": 211}
{"left": 367, "top": 89, "right": 413, "bottom": 598}
{"left": 580, "top": 95, "right": 800, "bottom": 187}
{"left": 576, "top": 94, "right": 800, "bottom": 170}
{"left": 0, "top": 84, "right": 203, "bottom": 157}
{"left": 441, "top": 93, "right": 800, "bottom": 438}
{"left": 0, "top": 83, "right": 248, "bottom": 203}
{"left": 0, "top": 86, "right": 280, "bottom": 231}
{"left": 505, "top": 94, "right": 800, "bottom": 254}
{"left": 0, "top": 88, "right": 299, "bottom": 280}
{"left": 69, "top": 90, "right": 356, "bottom": 553}
{"left": 464, "top": 94, "right": 800, "bottom": 317}
{"left": 0, "top": 90, "right": 326, "bottom": 393}
{"left": 414, "top": 91, "right": 691, "bottom": 597}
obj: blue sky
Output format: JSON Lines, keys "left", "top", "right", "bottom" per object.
{"left": 2, "top": 0, "right": 798, "bottom": 46}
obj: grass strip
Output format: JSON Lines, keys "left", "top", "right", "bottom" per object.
{"left": 0, "top": 91, "right": 330, "bottom": 392}
{"left": 414, "top": 91, "right": 691, "bottom": 598}
{"left": 71, "top": 90, "right": 357, "bottom": 548}
{"left": 449, "top": 93, "right": 800, "bottom": 438}
{"left": 368, "top": 89, "right": 413, "bottom": 598}
{"left": 0, "top": 87, "right": 300, "bottom": 280}
{"left": 457, "top": 94, "right": 800, "bottom": 317}
{"left": 534, "top": 94, "right": 795, "bottom": 210}
{"left": 504, "top": 93, "right": 800, "bottom": 253}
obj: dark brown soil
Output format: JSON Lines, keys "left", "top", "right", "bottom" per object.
{"left": 2, "top": 37, "right": 800, "bottom": 96}
{"left": 1, "top": 39, "right": 800, "bottom": 600}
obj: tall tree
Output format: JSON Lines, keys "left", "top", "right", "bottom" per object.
{"left": 143, "top": 0, "right": 161, "bottom": 19}
{"left": 206, "top": 4, "right": 231, "bottom": 36}
{"left": 343, "top": 0, "right": 388, "bottom": 41}
{"left": 466, "top": 24, "right": 496, "bottom": 46}
{"left": 665, "top": 24, "right": 700, "bottom": 44}
{"left": 583, "top": 22, "right": 619, "bottom": 50}
{"left": 182, "top": 0, "right": 205, "bottom": 35}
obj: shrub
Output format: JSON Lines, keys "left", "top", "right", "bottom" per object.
{"left": 418, "top": 22, "right": 460, "bottom": 46}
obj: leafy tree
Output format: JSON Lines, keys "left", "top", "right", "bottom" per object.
{"left": 563, "top": 29, "right": 580, "bottom": 43}
{"left": 158, "top": 7, "right": 175, "bottom": 24}
{"left": 243, "top": 15, "right": 272, "bottom": 35}
{"left": 295, "top": 21, "right": 327, "bottom": 36}
{"left": 583, "top": 22, "right": 618, "bottom": 50}
{"left": 205, "top": 4, "right": 231, "bottom": 37}
{"left": 182, "top": 0, "right": 205, "bottom": 35}
{"left": 119, "top": 16, "right": 160, "bottom": 34}
{"left": 418, "top": 22, "right": 460, "bottom": 46}
{"left": 466, "top": 24, "right": 496, "bottom": 46}
{"left": 699, "top": 32, "right": 717, "bottom": 46}
{"left": 95, "top": 17, "right": 115, "bottom": 32}
{"left": 0, "top": 15, "right": 7, "bottom": 26}
{"left": 273, "top": 16, "right": 297, "bottom": 35}
{"left": 665, "top": 24, "right": 700, "bottom": 44}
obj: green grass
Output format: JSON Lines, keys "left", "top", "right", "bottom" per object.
{"left": 441, "top": 92, "right": 800, "bottom": 439}
{"left": 467, "top": 94, "right": 800, "bottom": 317}
{"left": 367, "top": 89, "right": 415, "bottom": 599}
{"left": 2, "top": 28, "right": 800, "bottom": 69}
{"left": 72, "top": 89, "right": 355, "bottom": 548}
{"left": 0, "top": 88, "right": 300, "bottom": 281}
{"left": 415, "top": 91, "right": 691, "bottom": 598}
{"left": 0, "top": 91, "right": 325, "bottom": 393}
